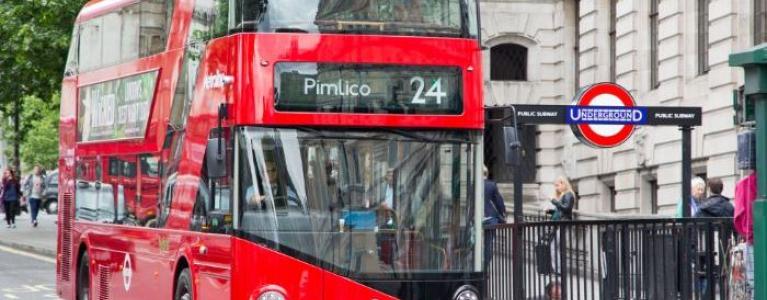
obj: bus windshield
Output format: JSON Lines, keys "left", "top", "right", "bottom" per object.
{"left": 235, "top": 0, "right": 477, "bottom": 37}
{"left": 238, "top": 127, "right": 479, "bottom": 275}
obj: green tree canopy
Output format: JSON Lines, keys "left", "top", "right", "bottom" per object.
{"left": 0, "top": 0, "right": 85, "bottom": 170}
{"left": 19, "top": 94, "right": 60, "bottom": 170}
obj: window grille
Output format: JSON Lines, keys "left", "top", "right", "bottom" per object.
{"left": 698, "top": 0, "right": 710, "bottom": 75}
{"left": 650, "top": 0, "right": 659, "bottom": 89}
{"left": 490, "top": 44, "right": 528, "bottom": 81}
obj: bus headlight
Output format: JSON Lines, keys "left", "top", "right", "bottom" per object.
{"left": 453, "top": 285, "right": 479, "bottom": 300}
{"left": 258, "top": 290, "right": 286, "bottom": 300}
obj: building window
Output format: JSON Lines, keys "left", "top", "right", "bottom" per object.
{"left": 650, "top": 0, "right": 659, "bottom": 89}
{"left": 609, "top": 0, "right": 617, "bottom": 82}
{"left": 698, "top": 0, "right": 710, "bottom": 75}
{"left": 574, "top": 0, "right": 581, "bottom": 92}
{"left": 490, "top": 43, "right": 528, "bottom": 81}
{"left": 757, "top": 0, "right": 767, "bottom": 44}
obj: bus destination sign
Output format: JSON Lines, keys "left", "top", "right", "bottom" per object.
{"left": 77, "top": 71, "right": 157, "bottom": 142}
{"left": 274, "top": 63, "right": 462, "bottom": 115}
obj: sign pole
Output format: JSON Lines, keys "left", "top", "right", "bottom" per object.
{"left": 753, "top": 95, "right": 767, "bottom": 300}
{"left": 679, "top": 125, "right": 693, "bottom": 299}
{"left": 680, "top": 125, "right": 692, "bottom": 218}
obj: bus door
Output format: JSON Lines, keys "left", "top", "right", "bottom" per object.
{"left": 190, "top": 133, "right": 234, "bottom": 298}
{"left": 190, "top": 175, "right": 233, "bottom": 299}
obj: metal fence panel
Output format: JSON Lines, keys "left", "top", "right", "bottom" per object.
{"left": 485, "top": 218, "right": 734, "bottom": 300}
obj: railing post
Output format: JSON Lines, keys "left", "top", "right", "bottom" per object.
{"left": 559, "top": 224, "right": 568, "bottom": 300}
{"left": 512, "top": 224, "right": 524, "bottom": 300}
{"left": 680, "top": 221, "right": 693, "bottom": 300}
{"left": 512, "top": 122, "right": 524, "bottom": 300}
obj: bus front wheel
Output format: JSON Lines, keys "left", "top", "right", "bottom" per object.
{"left": 175, "top": 268, "right": 192, "bottom": 300}
{"left": 77, "top": 252, "right": 90, "bottom": 300}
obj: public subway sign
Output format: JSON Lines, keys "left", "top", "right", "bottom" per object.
{"left": 569, "top": 82, "right": 639, "bottom": 148}
{"left": 77, "top": 70, "right": 157, "bottom": 142}
{"left": 503, "top": 84, "right": 703, "bottom": 148}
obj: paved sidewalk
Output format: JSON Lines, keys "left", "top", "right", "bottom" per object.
{"left": 0, "top": 211, "right": 57, "bottom": 258}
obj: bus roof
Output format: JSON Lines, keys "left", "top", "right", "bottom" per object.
{"left": 76, "top": 0, "right": 138, "bottom": 23}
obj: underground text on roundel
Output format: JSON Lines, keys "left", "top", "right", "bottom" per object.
{"left": 566, "top": 106, "right": 648, "bottom": 125}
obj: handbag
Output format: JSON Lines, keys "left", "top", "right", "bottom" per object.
{"left": 536, "top": 229, "right": 556, "bottom": 275}
{"left": 487, "top": 197, "right": 507, "bottom": 224}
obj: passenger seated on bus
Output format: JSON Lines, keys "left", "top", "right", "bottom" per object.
{"left": 373, "top": 169, "right": 397, "bottom": 228}
{"left": 379, "top": 169, "right": 395, "bottom": 210}
{"left": 244, "top": 161, "right": 299, "bottom": 211}
{"left": 245, "top": 185, "right": 267, "bottom": 211}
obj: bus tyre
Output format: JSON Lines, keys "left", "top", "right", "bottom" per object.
{"left": 77, "top": 252, "right": 90, "bottom": 300}
{"left": 175, "top": 268, "right": 192, "bottom": 300}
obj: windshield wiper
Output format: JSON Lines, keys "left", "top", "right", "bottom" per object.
{"left": 274, "top": 27, "right": 309, "bottom": 33}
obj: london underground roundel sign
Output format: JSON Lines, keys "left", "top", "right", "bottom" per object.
{"left": 568, "top": 83, "right": 643, "bottom": 148}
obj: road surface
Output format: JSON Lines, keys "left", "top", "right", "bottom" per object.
{"left": 0, "top": 244, "right": 57, "bottom": 299}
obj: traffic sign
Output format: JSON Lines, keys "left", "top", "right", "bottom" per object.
{"left": 568, "top": 83, "right": 637, "bottom": 148}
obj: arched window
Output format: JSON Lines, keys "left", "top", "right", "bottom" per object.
{"left": 490, "top": 43, "right": 528, "bottom": 81}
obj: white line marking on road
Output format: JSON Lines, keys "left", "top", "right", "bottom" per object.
{"left": 0, "top": 245, "right": 55, "bottom": 264}
{"left": 4, "top": 293, "right": 19, "bottom": 299}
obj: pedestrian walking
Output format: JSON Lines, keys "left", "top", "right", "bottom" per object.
{"left": 695, "top": 177, "right": 734, "bottom": 218}
{"left": 544, "top": 176, "right": 576, "bottom": 274}
{"left": 548, "top": 176, "right": 575, "bottom": 221}
{"left": 676, "top": 176, "right": 706, "bottom": 217}
{"left": 23, "top": 165, "right": 46, "bottom": 227}
{"left": 483, "top": 166, "right": 507, "bottom": 272}
{"left": 2, "top": 169, "right": 21, "bottom": 228}
{"left": 545, "top": 281, "right": 562, "bottom": 300}
{"left": 732, "top": 172, "right": 756, "bottom": 299}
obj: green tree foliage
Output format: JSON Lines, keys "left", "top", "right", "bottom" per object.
{"left": 0, "top": 0, "right": 84, "bottom": 101}
{"left": 19, "top": 94, "right": 60, "bottom": 170}
{"left": 0, "top": 0, "right": 85, "bottom": 170}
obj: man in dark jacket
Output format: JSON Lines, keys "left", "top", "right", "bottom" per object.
{"left": 696, "top": 178, "right": 734, "bottom": 218}
{"left": 483, "top": 166, "right": 507, "bottom": 272}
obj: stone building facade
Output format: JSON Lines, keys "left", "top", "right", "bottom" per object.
{"left": 481, "top": 0, "right": 761, "bottom": 215}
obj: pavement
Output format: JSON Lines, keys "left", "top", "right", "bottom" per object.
{"left": 0, "top": 211, "right": 57, "bottom": 258}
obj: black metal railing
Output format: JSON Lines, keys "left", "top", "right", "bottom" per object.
{"left": 485, "top": 218, "right": 734, "bottom": 300}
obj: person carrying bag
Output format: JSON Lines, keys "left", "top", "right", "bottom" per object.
{"left": 2, "top": 169, "right": 21, "bottom": 228}
{"left": 483, "top": 166, "right": 507, "bottom": 272}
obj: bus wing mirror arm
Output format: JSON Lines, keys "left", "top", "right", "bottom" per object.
{"left": 206, "top": 103, "right": 228, "bottom": 179}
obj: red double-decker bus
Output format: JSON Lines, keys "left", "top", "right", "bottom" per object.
{"left": 57, "top": 0, "right": 484, "bottom": 299}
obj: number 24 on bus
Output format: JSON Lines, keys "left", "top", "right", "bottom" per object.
{"left": 57, "top": 1, "right": 486, "bottom": 300}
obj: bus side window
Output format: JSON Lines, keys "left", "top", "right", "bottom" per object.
{"left": 190, "top": 180, "right": 211, "bottom": 232}
{"left": 77, "top": 0, "right": 173, "bottom": 72}
{"left": 157, "top": 173, "right": 176, "bottom": 228}
{"left": 75, "top": 158, "right": 99, "bottom": 222}
{"left": 156, "top": 126, "right": 185, "bottom": 228}
{"left": 139, "top": 154, "right": 162, "bottom": 227}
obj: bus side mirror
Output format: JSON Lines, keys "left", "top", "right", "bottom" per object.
{"left": 206, "top": 138, "right": 227, "bottom": 179}
{"left": 503, "top": 126, "right": 521, "bottom": 167}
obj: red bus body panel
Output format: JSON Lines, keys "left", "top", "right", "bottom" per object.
{"left": 57, "top": 1, "right": 483, "bottom": 299}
